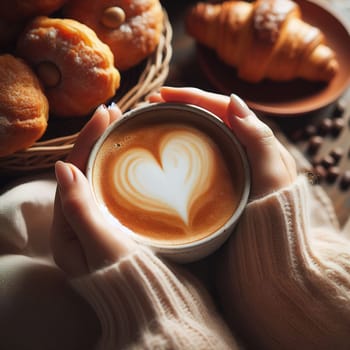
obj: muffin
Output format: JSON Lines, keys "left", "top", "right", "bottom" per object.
{"left": 0, "top": 54, "right": 49, "bottom": 157}
{"left": 63, "top": 0, "right": 164, "bottom": 70}
{"left": 16, "top": 16, "right": 121, "bottom": 117}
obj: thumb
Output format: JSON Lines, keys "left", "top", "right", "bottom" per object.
{"left": 227, "top": 94, "right": 276, "bottom": 155}
{"left": 55, "top": 160, "right": 135, "bottom": 271}
{"left": 227, "top": 94, "right": 295, "bottom": 198}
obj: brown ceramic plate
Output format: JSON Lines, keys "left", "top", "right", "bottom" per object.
{"left": 197, "top": 0, "right": 350, "bottom": 116}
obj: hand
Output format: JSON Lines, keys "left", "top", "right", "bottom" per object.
{"left": 149, "top": 87, "right": 297, "bottom": 199}
{"left": 51, "top": 104, "right": 137, "bottom": 277}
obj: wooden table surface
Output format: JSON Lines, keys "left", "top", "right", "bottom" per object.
{"left": 162, "top": 0, "right": 350, "bottom": 228}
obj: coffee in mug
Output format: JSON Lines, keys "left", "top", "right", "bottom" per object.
{"left": 87, "top": 103, "right": 250, "bottom": 262}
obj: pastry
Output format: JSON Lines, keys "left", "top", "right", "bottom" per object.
{"left": 186, "top": 0, "right": 339, "bottom": 83}
{"left": 0, "top": 54, "right": 49, "bottom": 157}
{"left": 0, "top": 0, "right": 67, "bottom": 21}
{"left": 63, "top": 0, "right": 164, "bottom": 70}
{"left": 16, "top": 16, "right": 121, "bottom": 117}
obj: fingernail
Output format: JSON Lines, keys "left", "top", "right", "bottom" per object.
{"left": 108, "top": 101, "right": 117, "bottom": 110}
{"left": 55, "top": 161, "right": 74, "bottom": 189}
{"left": 96, "top": 104, "right": 107, "bottom": 112}
{"left": 107, "top": 101, "right": 121, "bottom": 116}
{"left": 229, "top": 94, "right": 251, "bottom": 118}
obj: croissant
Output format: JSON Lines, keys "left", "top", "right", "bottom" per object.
{"left": 186, "top": 0, "right": 339, "bottom": 83}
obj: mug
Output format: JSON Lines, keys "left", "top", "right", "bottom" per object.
{"left": 87, "top": 103, "right": 250, "bottom": 262}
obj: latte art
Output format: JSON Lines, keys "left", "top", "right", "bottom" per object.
{"left": 113, "top": 129, "right": 215, "bottom": 225}
{"left": 92, "top": 121, "right": 241, "bottom": 245}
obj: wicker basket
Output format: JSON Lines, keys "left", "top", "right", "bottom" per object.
{"left": 0, "top": 10, "right": 173, "bottom": 174}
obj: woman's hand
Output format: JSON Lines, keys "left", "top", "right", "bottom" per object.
{"left": 51, "top": 104, "right": 136, "bottom": 277}
{"left": 149, "top": 87, "right": 297, "bottom": 199}
{"left": 51, "top": 87, "right": 297, "bottom": 277}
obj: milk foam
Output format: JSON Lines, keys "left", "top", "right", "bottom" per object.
{"left": 112, "top": 129, "right": 215, "bottom": 225}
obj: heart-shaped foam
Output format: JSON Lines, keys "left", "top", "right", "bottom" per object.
{"left": 112, "top": 129, "right": 215, "bottom": 225}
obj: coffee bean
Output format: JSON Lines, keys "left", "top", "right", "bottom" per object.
{"left": 331, "top": 118, "right": 345, "bottom": 137}
{"left": 307, "top": 135, "right": 323, "bottom": 155}
{"left": 340, "top": 170, "right": 350, "bottom": 190}
{"left": 321, "top": 155, "right": 335, "bottom": 168}
{"left": 305, "top": 124, "right": 317, "bottom": 138}
{"left": 332, "top": 104, "right": 344, "bottom": 118}
{"left": 326, "top": 166, "right": 340, "bottom": 183}
{"left": 329, "top": 147, "right": 344, "bottom": 164}
{"left": 318, "top": 118, "right": 333, "bottom": 136}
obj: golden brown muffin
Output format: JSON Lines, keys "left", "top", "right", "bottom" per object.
{"left": 16, "top": 16, "right": 121, "bottom": 117}
{"left": 0, "top": 0, "right": 68, "bottom": 21}
{"left": 63, "top": 0, "right": 164, "bottom": 71}
{"left": 0, "top": 54, "right": 49, "bottom": 157}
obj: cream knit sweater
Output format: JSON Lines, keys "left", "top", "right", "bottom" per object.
{"left": 72, "top": 248, "right": 240, "bottom": 349}
{"left": 217, "top": 176, "right": 350, "bottom": 350}
{"left": 2, "top": 174, "right": 349, "bottom": 349}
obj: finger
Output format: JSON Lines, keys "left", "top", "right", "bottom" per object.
{"left": 148, "top": 91, "right": 165, "bottom": 103}
{"left": 67, "top": 104, "right": 111, "bottom": 171}
{"left": 227, "top": 94, "right": 296, "bottom": 198}
{"left": 55, "top": 161, "right": 136, "bottom": 271}
{"left": 157, "top": 86, "right": 230, "bottom": 123}
{"left": 51, "top": 189, "right": 89, "bottom": 276}
{"left": 228, "top": 95, "right": 276, "bottom": 149}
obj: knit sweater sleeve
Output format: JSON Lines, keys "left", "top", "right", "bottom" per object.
{"left": 218, "top": 175, "right": 350, "bottom": 350}
{"left": 71, "top": 247, "right": 240, "bottom": 350}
